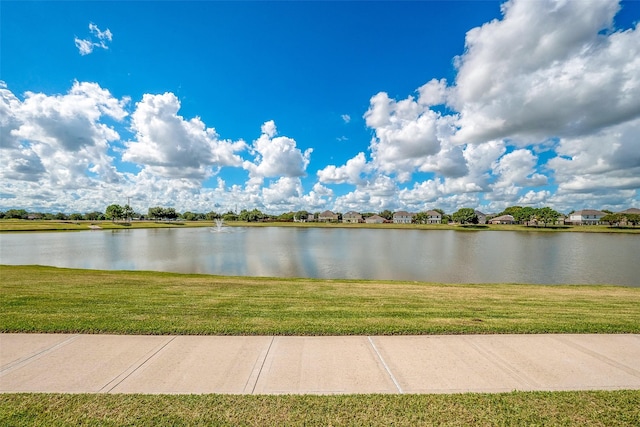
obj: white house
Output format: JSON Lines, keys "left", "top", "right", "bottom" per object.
{"left": 393, "top": 211, "right": 414, "bottom": 224}
{"left": 426, "top": 210, "right": 442, "bottom": 224}
{"left": 569, "top": 209, "right": 606, "bottom": 225}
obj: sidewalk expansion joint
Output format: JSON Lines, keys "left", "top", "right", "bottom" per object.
{"left": 552, "top": 336, "right": 640, "bottom": 379}
{"left": 368, "top": 336, "right": 403, "bottom": 393}
{"left": 247, "top": 336, "right": 275, "bottom": 394}
{"left": 101, "top": 336, "right": 176, "bottom": 393}
{"left": 463, "top": 337, "right": 540, "bottom": 389}
{"left": 0, "top": 334, "right": 80, "bottom": 376}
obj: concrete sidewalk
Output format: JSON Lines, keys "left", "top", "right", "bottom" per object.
{"left": 1, "top": 334, "right": 639, "bottom": 394}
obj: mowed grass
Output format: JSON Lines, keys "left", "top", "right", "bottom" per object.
{"left": 2, "top": 265, "right": 639, "bottom": 335}
{"left": 1, "top": 391, "right": 639, "bottom": 426}
{"left": 0, "top": 219, "right": 197, "bottom": 232}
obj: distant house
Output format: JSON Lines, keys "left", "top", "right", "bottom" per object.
{"left": 488, "top": 214, "right": 515, "bottom": 224}
{"left": 307, "top": 213, "right": 316, "bottom": 222}
{"left": 365, "top": 215, "right": 385, "bottom": 224}
{"left": 475, "top": 210, "right": 487, "bottom": 224}
{"left": 426, "top": 210, "right": 442, "bottom": 224}
{"left": 343, "top": 211, "right": 363, "bottom": 223}
{"left": 318, "top": 210, "right": 339, "bottom": 222}
{"left": 569, "top": 209, "right": 606, "bottom": 225}
{"left": 393, "top": 211, "right": 414, "bottom": 224}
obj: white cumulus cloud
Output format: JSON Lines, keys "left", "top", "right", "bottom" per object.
{"left": 317, "top": 152, "right": 369, "bottom": 185}
{"left": 450, "top": 0, "right": 640, "bottom": 144}
{"left": 123, "top": 92, "right": 246, "bottom": 180}
{"left": 243, "top": 120, "right": 312, "bottom": 180}
{"left": 2, "top": 81, "right": 128, "bottom": 188}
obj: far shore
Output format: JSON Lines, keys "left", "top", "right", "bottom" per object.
{"left": 1, "top": 218, "right": 638, "bottom": 233}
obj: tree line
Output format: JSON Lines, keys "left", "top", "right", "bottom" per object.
{"left": 1, "top": 205, "right": 637, "bottom": 226}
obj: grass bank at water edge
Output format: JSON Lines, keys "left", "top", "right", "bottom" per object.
{"left": 2, "top": 265, "right": 638, "bottom": 335}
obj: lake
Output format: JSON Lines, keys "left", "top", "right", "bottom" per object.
{"left": 0, "top": 227, "right": 638, "bottom": 286}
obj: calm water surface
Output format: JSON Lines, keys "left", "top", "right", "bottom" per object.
{"left": 0, "top": 227, "right": 638, "bottom": 286}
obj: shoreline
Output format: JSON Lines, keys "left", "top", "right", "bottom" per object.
{"left": 1, "top": 219, "right": 638, "bottom": 233}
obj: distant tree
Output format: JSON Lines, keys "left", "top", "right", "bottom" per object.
{"left": 69, "top": 213, "right": 84, "bottom": 221}
{"left": 625, "top": 214, "right": 640, "bottom": 226}
{"left": 84, "top": 211, "right": 104, "bottom": 221}
{"left": 440, "top": 211, "right": 452, "bottom": 224}
{"left": 517, "top": 207, "right": 537, "bottom": 224}
{"left": 105, "top": 204, "right": 124, "bottom": 222}
{"left": 535, "top": 207, "right": 561, "bottom": 227}
{"left": 413, "top": 212, "right": 428, "bottom": 224}
{"left": 148, "top": 207, "right": 164, "bottom": 220}
{"left": 222, "top": 211, "right": 238, "bottom": 221}
{"left": 294, "top": 210, "right": 309, "bottom": 221}
{"left": 379, "top": 210, "right": 394, "bottom": 220}
{"left": 163, "top": 207, "right": 178, "bottom": 220}
{"left": 123, "top": 204, "right": 135, "bottom": 222}
{"left": 501, "top": 206, "right": 522, "bottom": 216}
{"left": 452, "top": 208, "right": 478, "bottom": 224}
{"left": 601, "top": 213, "right": 622, "bottom": 227}
{"left": 239, "top": 208, "right": 266, "bottom": 222}
{"left": 182, "top": 211, "right": 197, "bottom": 221}
{"left": 206, "top": 211, "right": 221, "bottom": 220}
{"left": 4, "top": 209, "right": 29, "bottom": 219}
{"left": 55, "top": 212, "right": 68, "bottom": 220}
{"left": 500, "top": 206, "right": 535, "bottom": 224}
{"left": 277, "top": 212, "right": 295, "bottom": 222}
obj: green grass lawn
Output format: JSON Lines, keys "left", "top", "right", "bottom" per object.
{"left": 2, "top": 391, "right": 639, "bottom": 426}
{"left": 2, "top": 265, "right": 639, "bottom": 425}
{"left": 0, "top": 219, "right": 194, "bottom": 232}
{"left": 2, "top": 265, "right": 639, "bottom": 335}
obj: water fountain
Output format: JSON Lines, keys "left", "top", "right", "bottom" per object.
{"left": 213, "top": 218, "right": 224, "bottom": 232}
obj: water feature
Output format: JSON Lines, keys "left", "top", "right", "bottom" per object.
{"left": 212, "top": 218, "right": 224, "bottom": 232}
{"left": 0, "top": 227, "right": 638, "bottom": 286}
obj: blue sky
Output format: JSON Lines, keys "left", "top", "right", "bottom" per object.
{"left": 1, "top": 0, "right": 639, "bottom": 215}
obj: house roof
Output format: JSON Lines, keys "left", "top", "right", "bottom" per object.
{"left": 319, "top": 210, "right": 335, "bottom": 217}
{"left": 490, "top": 214, "right": 514, "bottom": 222}
{"left": 573, "top": 209, "right": 606, "bottom": 216}
{"left": 474, "top": 210, "right": 486, "bottom": 216}
{"left": 426, "top": 210, "right": 441, "bottom": 216}
{"left": 366, "top": 215, "right": 385, "bottom": 221}
{"left": 393, "top": 211, "right": 414, "bottom": 216}
{"left": 344, "top": 211, "right": 361, "bottom": 216}
{"left": 618, "top": 208, "right": 640, "bottom": 214}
